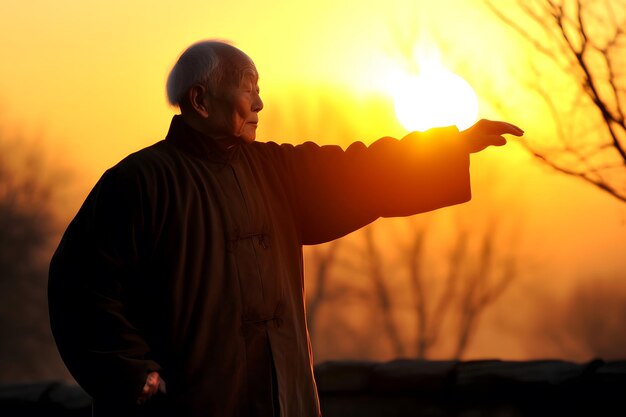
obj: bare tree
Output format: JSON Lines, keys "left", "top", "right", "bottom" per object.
{"left": 305, "top": 240, "right": 341, "bottom": 341}
{"left": 405, "top": 219, "right": 517, "bottom": 359}
{"left": 405, "top": 222, "right": 431, "bottom": 358}
{"left": 349, "top": 218, "right": 518, "bottom": 360}
{"left": 452, "top": 222, "right": 517, "bottom": 358}
{"left": 406, "top": 224, "right": 467, "bottom": 358}
{"left": 487, "top": 0, "right": 626, "bottom": 202}
{"left": 363, "top": 226, "right": 406, "bottom": 358}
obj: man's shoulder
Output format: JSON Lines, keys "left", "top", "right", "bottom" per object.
{"left": 108, "top": 140, "right": 175, "bottom": 177}
{"left": 249, "top": 139, "right": 334, "bottom": 159}
{"left": 248, "top": 140, "right": 292, "bottom": 162}
{"left": 250, "top": 140, "right": 291, "bottom": 152}
{"left": 247, "top": 140, "right": 330, "bottom": 171}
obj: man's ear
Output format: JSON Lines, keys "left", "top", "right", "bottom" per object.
{"left": 188, "top": 84, "right": 210, "bottom": 118}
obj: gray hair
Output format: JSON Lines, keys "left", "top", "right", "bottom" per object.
{"left": 166, "top": 40, "right": 256, "bottom": 107}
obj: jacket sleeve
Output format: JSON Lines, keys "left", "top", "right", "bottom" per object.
{"left": 48, "top": 166, "right": 160, "bottom": 404}
{"left": 282, "top": 126, "right": 471, "bottom": 245}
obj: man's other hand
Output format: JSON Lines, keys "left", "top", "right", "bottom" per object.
{"left": 137, "top": 371, "right": 167, "bottom": 405}
{"left": 461, "top": 119, "right": 524, "bottom": 153}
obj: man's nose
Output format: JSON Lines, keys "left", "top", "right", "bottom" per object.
{"left": 253, "top": 93, "right": 264, "bottom": 112}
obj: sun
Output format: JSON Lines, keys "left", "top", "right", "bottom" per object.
{"left": 389, "top": 50, "right": 479, "bottom": 132}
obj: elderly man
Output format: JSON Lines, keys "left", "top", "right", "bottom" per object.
{"left": 48, "top": 40, "right": 523, "bottom": 417}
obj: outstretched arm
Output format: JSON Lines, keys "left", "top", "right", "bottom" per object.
{"left": 280, "top": 126, "right": 467, "bottom": 244}
{"left": 279, "top": 120, "right": 522, "bottom": 245}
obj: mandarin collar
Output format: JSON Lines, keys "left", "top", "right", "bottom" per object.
{"left": 165, "top": 115, "right": 242, "bottom": 163}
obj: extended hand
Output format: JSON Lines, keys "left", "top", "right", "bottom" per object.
{"left": 460, "top": 119, "right": 524, "bottom": 153}
{"left": 137, "top": 371, "right": 167, "bottom": 405}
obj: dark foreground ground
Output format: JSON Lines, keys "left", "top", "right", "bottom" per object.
{"left": 1, "top": 359, "right": 625, "bottom": 416}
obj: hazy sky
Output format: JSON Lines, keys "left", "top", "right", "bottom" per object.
{"left": 1, "top": 0, "right": 518, "bottom": 174}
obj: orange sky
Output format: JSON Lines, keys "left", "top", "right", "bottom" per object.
{"left": 0, "top": 0, "right": 524, "bottom": 175}
{"left": 1, "top": 0, "right": 625, "bottom": 360}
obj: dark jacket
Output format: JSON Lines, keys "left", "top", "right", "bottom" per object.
{"left": 48, "top": 116, "right": 471, "bottom": 417}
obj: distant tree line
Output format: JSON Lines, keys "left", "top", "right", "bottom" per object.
{"left": 0, "top": 127, "right": 69, "bottom": 383}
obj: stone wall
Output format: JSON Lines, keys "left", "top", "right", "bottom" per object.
{"left": 1, "top": 359, "right": 625, "bottom": 416}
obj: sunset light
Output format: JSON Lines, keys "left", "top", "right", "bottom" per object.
{"left": 2, "top": 0, "right": 626, "bottom": 394}
{"left": 390, "top": 47, "right": 479, "bottom": 132}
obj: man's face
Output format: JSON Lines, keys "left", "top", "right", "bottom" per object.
{"left": 206, "top": 70, "right": 264, "bottom": 144}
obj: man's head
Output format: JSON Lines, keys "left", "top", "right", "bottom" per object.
{"left": 167, "top": 40, "right": 264, "bottom": 143}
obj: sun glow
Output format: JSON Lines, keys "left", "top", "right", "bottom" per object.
{"left": 389, "top": 46, "right": 479, "bottom": 132}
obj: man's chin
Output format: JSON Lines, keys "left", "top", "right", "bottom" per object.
{"left": 241, "top": 135, "right": 256, "bottom": 144}
{"left": 240, "top": 128, "right": 257, "bottom": 143}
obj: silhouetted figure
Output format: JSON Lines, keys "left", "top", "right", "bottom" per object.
{"left": 48, "top": 40, "right": 523, "bottom": 417}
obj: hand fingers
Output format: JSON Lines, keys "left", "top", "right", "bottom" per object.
{"left": 474, "top": 135, "right": 507, "bottom": 151}
{"left": 473, "top": 119, "right": 524, "bottom": 137}
{"left": 141, "top": 384, "right": 155, "bottom": 397}
{"left": 147, "top": 373, "right": 159, "bottom": 387}
{"left": 500, "top": 123, "right": 524, "bottom": 136}
{"left": 485, "top": 135, "right": 507, "bottom": 147}
{"left": 141, "top": 374, "right": 159, "bottom": 395}
{"left": 138, "top": 373, "right": 166, "bottom": 405}
{"left": 137, "top": 385, "right": 156, "bottom": 404}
